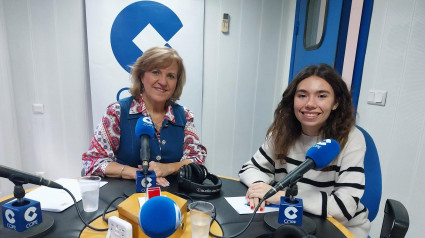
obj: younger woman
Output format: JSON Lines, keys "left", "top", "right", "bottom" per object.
{"left": 239, "top": 64, "right": 370, "bottom": 237}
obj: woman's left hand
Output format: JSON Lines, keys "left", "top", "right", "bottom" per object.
{"left": 148, "top": 161, "right": 173, "bottom": 177}
{"left": 246, "top": 182, "right": 283, "bottom": 206}
{"left": 156, "top": 176, "right": 170, "bottom": 187}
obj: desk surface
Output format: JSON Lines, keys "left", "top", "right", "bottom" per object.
{"left": 0, "top": 176, "right": 353, "bottom": 238}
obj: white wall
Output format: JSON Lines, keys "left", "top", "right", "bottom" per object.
{"left": 0, "top": 0, "right": 92, "bottom": 195}
{"left": 357, "top": 0, "right": 425, "bottom": 237}
{"left": 202, "top": 0, "right": 295, "bottom": 177}
{"left": 0, "top": 0, "right": 21, "bottom": 197}
{"left": 0, "top": 0, "right": 423, "bottom": 237}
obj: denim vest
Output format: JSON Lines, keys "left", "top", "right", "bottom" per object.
{"left": 116, "top": 97, "right": 186, "bottom": 167}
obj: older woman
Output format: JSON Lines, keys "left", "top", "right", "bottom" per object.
{"left": 82, "top": 46, "right": 206, "bottom": 186}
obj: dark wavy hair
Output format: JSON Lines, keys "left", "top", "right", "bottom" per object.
{"left": 267, "top": 64, "right": 354, "bottom": 160}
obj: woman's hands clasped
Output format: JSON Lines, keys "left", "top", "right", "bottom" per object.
{"left": 245, "top": 182, "right": 284, "bottom": 211}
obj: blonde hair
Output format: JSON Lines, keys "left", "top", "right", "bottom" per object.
{"left": 129, "top": 46, "right": 186, "bottom": 102}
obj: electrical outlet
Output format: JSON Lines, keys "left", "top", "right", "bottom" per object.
{"left": 106, "top": 216, "right": 132, "bottom": 238}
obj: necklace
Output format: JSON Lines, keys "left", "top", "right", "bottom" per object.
{"left": 153, "top": 121, "right": 162, "bottom": 130}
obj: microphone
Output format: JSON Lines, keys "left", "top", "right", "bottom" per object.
{"left": 263, "top": 139, "right": 340, "bottom": 200}
{"left": 0, "top": 165, "right": 63, "bottom": 189}
{"left": 135, "top": 116, "right": 155, "bottom": 175}
{"left": 1, "top": 165, "right": 58, "bottom": 234}
{"left": 138, "top": 196, "right": 181, "bottom": 238}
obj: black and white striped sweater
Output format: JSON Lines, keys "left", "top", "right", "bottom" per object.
{"left": 239, "top": 127, "right": 371, "bottom": 238}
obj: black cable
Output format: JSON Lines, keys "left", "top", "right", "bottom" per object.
{"left": 174, "top": 190, "right": 261, "bottom": 238}
{"left": 209, "top": 198, "right": 265, "bottom": 238}
{"left": 101, "top": 194, "right": 127, "bottom": 223}
{"left": 174, "top": 192, "right": 194, "bottom": 203}
{"left": 62, "top": 187, "right": 108, "bottom": 232}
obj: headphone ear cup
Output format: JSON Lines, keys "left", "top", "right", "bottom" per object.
{"left": 178, "top": 165, "right": 189, "bottom": 184}
{"left": 199, "top": 165, "right": 209, "bottom": 180}
{"left": 189, "top": 163, "right": 206, "bottom": 184}
{"left": 273, "top": 224, "right": 308, "bottom": 238}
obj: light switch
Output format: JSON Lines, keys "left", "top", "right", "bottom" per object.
{"left": 367, "top": 90, "right": 387, "bottom": 106}
{"left": 32, "top": 103, "right": 44, "bottom": 114}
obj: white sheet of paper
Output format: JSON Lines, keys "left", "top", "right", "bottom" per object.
{"left": 138, "top": 194, "right": 168, "bottom": 208}
{"left": 225, "top": 196, "right": 280, "bottom": 214}
{"left": 23, "top": 178, "right": 107, "bottom": 212}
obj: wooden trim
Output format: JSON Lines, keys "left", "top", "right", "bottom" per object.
{"left": 327, "top": 217, "right": 355, "bottom": 238}
{"left": 218, "top": 175, "right": 240, "bottom": 181}
{"left": 0, "top": 186, "right": 39, "bottom": 203}
{"left": 80, "top": 210, "right": 223, "bottom": 238}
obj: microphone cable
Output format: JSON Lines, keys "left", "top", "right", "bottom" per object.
{"left": 101, "top": 193, "right": 128, "bottom": 223}
{"left": 62, "top": 188, "right": 127, "bottom": 232}
{"left": 172, "top": 190, "right": 263, "bottom": 238}
{"left": 209, "top": 197, "right": 266, "bottom": 238}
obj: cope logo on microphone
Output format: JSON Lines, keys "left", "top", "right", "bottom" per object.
{"left": 2, "top": 199, "right": 42, "bottom": 232}
{"left": 278, "top": 197, "right": 303, "bottom": 225}
{"left": 142, "top": 117, "right": 153, "bottom": 126}
{"left": 313, "top": 139, "right": 333, "bottom": 149}
{"left": 136, "top": 170, "right": 157, "bottom": 193}
{"left": 284, "top": 207, "right": 298, "bottom": 219}
{"left": 110, "top": 1, "right": 183, "bottom": 72}
{"left": 5, "top": 209, "right": 16, "bottom": 224}
{"left": 142, "top": 177, "right": 153, "bottom": 188}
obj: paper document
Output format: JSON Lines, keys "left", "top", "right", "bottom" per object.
{"left": 225, "top": 196, "right": 280, "bottom": 214}
{"left": 23, "top": 178, "right": 107, "bottom": 212}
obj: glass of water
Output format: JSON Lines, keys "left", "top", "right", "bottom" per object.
{"left": 188, "top": 201, "right": 214, "bottom": 238}
{"left": 78, "top": 176, "right": 101, "bottom": 212}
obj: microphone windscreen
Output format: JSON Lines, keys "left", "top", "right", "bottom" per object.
{"left": 135, "top": 116, "right": 155, "bottom": 138}
{"left": 306, "top": 139, "right": 341, "bottom": 169}
{"left": 138, "top": 196, "right": 181, "bottom": 238}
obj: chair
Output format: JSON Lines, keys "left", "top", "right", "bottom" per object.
{"left": 380, "top": 199, "right": 409, "bottom": 238}
{"left": 357, "top": 125, "right": 382, "bottom": 221}
{"left": 117, "top": 87, "right": 130, "bottom": 101}
{"left": 357, "top": 126, "right": 409, "bottom": 237}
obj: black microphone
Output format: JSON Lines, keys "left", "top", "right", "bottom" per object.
{"left": 0, "top": 165, "right": 63, "bottom": 189}
{"left": 135, "top": 116, "right": 155, "bottom": 175}
{"left": 263, "top": 139, "right": 340, "bottom": 200}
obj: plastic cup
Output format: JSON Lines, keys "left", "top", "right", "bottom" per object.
{"left": 78, "top": 176, "right": 101, "bottom": 212}
{"left": 188, "top": 201, "right": 214, "bottom": 238}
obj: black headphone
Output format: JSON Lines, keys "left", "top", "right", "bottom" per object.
{"left": 256, "top": 224, "right": 315, "bottom": 238}
{"left": 177, "top": 163, "right": 222, "bottom": 196}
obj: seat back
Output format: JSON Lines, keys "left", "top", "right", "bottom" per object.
{"left": 380, "top": 199, "right": 409, "bottom": 238}
{"left": 357, "top": 125, "right": 382, "bottom": 221}
{"left": 117, "top": 87, "right": 130, "bottom": 101}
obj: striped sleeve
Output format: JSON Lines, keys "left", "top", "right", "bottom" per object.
{"left": 239, "top": 138, "right": 276, "bottom": 186}
{"left": 298, "top": 128, "right": 367, "bottom": 223}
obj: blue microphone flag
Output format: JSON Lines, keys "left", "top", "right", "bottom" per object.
{"left": 306, "top": 138, "right": 341, "bottom": 169}
{"left": 135, "top": 116, "right": 155, "bottom": 138}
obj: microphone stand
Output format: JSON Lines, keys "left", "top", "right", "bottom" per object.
{"left": 263, "top": 181, "right": 316, "bottom": 235}
{"left": 0, "top": 176, "right": 55, "bottom": 237}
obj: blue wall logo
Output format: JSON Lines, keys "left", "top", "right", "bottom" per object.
{"left": 110, "top": 1, "right": 183, "bottom": 72}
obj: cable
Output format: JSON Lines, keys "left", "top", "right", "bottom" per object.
{"left": 209, "top": 198, "right": 265, "bottom": 238}
{"left": 174, "top": 190, "right": 261, "bottom": 238}
{"left": 62, "top": 187, "right": 109, "bottom": 232}
{"left": 101, "top": 194, "right": 128, "bottom": 223}
{"left": 174, "top": 192, "right": 194, "bottom": 203}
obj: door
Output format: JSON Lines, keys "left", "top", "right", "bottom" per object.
{"left": 289, "top": 0, "right": 346, "bottom": 81}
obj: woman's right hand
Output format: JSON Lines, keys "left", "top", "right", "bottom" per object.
{"left": 245, "top": 182, "right": 270, "bottom": 211}
{"left": 245, "top": 182, "right": 284, "bottom": 211}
